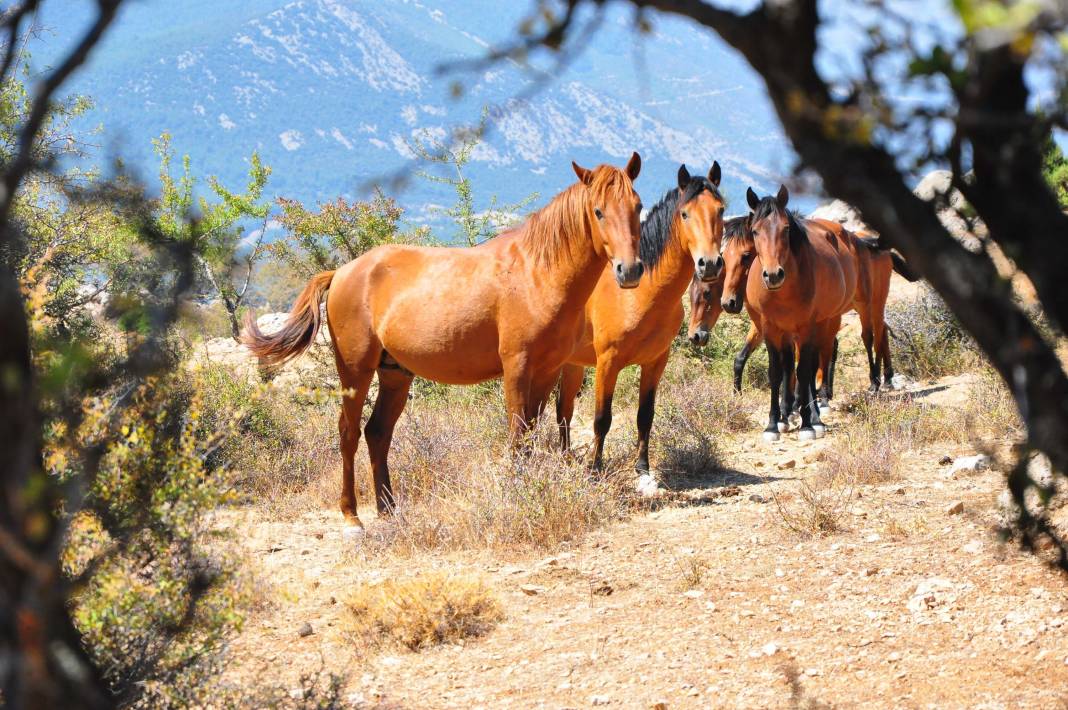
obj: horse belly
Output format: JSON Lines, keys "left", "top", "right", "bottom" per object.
{"left": 373, "top": 260, "right": 505, "bottom": 385}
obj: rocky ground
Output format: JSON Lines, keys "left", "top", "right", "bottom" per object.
{"left": 218, "top": 364, "right": 1068, "bottom": 708}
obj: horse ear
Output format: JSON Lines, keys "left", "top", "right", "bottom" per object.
{"left": 625, "top": 151, "right": 641, "bottom": 180}
{"left": 572, "top": 161, "right": 592, "bottom": 185}
{"left": 677, "top": 164, "right": 691, "bottom": 190}
{"left": 746, "top": 187, "right": 760, "bottom": 210}
{"left": 709, "top": 161, "right": 721, "bottom": 187}
{"left": 776, "top": 184, "right": 789, "bottom": 208}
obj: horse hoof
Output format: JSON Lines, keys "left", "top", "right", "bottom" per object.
{"left": 813, "top": 424, "right": 827, "bottom": 438}
{"left": 762, "top": 430, "right": 780, "bottom": 442}
{"left": 777, "top": 421, "right": 787, "bottom": 433}
{"left": 342, "top": 524, "right": 365, "bottom": 541}
{"left": 819, "top": 405, "right": 832, "bottom": 418}
{"left": 798, "top": 428, "right": 816, "bottom": 441}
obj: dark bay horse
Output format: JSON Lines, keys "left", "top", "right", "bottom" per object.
{"left": 556, "top": 163, "right": 725, "bottom": 472}
{"left": 743, "top": 187, "right": 918, "bottom": 440}
{"left": 745, "top": 186, "right": 859, "bottom": 441}
{"left": 687, "top": 275, "right": 724, "bottom": 346}
{"left": 243, "top": 155, "right": 644, "bottom": 528}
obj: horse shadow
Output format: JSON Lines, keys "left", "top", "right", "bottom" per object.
{"left": 639, "top": 464, "right": 789, "bottom": 511}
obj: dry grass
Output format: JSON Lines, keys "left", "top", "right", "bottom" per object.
{"left": 368, "top": 408, "right": 632, "bottom": 554}
{"left": 674, "top": 554, "right": 711, "bottom": 591}
{"left": 344, "top": 572, "right": 503, "bottom": 651}
{"left": 773, "top": 470, "right": 856, "bottom": 538}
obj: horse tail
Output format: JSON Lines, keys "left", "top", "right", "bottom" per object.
{"left": 890, "top": 251, "right": 920, "bottom": 282}
{"left": 855, "top": 234, "right": 921, "bottom": 283}
{"left": 242, "top": 270, "right": 335, "bottom": 368}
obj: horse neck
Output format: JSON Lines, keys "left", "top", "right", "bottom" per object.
{"left": 644, "top": 217, "right": 694, "bottom": 302}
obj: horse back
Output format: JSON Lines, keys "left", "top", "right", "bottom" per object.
{"left": 801, "top": 219, "right": 859, "bottom": 319}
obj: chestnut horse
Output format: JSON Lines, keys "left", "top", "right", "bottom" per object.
{"left": 556, "top": 163, "right": 725, "bottom": 472}
{"left": 243, "top": 155, "right": 644, "bottom": 528}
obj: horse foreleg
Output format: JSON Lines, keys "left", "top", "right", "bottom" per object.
{"left": 733, "top": 321, "right": 761, "bottom": 392}
{"left": 764, "top": 340, "right": 784, "bottom": 442}
{"left": 502, "top": 358, "right": 533, "bottom": 450}
{"left": 337, "top": 367, "right": 375, "bottom": 528}
{"left": 590, "top": 355, "right": 620, "bottom": 471}
{"left": 781, "top": 342, "right": 797, "bottom": 431}
{"left": 556, "top": 363, "right": 585, "bottom": 452}
{"left": 796, "top": 342, "right": 820, "bottom": 440}
{"left": 365, "top": 367, "right": 413, "bottom": 517}
{"left": 635, "top": 352, "right": 669, "bottom": 473}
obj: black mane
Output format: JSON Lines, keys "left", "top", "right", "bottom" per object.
{"left": 721, "top": 215, "right": 749, "bottom": 246}
{"left": 750, "top": 196, "right": 807, "bottom": 252}
{"left": 639, "top": 176, "right": 724, "bottom": 272}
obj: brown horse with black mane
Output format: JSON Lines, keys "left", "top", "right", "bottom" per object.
{"left": 742, "top": 186, "right": 917, "bottom": 441}
{"left": 243, "top": 154, "right": 644, "bottom": 528}
{"left": 556, "top": 163, "right": 725, "bottom": 472}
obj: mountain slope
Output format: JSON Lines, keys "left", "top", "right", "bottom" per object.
{"left": 35, "top": 0, "right": 796, "bottom": 234}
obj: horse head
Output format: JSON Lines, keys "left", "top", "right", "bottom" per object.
{"left": 572, "top": 152, "right": 644, "bottom": 288}
{"left": 746, "top": 184, "right": 794, "bottom": 291}
{"left": 720, "top": 215, "right": 754, "bottom": 314}
{"left": 675, "top": 162, "right": 725, "bottom": 282}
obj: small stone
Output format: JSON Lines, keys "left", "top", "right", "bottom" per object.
{"left": 894, "top": 488, "right": 906, "bottom": 495}
{"left": 297, "top": 622, "right": 313, "bottom": 638}
{"left": 961, "top": 540, "right": 983, "bottom": 554}
{"left": 683, "top": 590, "right": 704, "bottom": 598}
{"left": 778, "top": 459, "right": 797, "bottom": 470}
{"left": 749, "top": 493, "right": 767, "bottom": 504}
{"left": 938, "top": 455, "right": 953, "bottom": 465}
{"left": 636, "top": 473, "right": 660, "bottom": 498}
{"left": 804, "top": 668, "right": 819, "bottom": 677}
{"left": 946, "top": 501, "right": 965, "bottom": 516}
{"left": 888, "top": 651, "right": 901, "bottom": 662}
{"left": 592, "top": 582, "right": 613, "bottom": 596}
{"left": 520, "top": 584, "right": 547, "bottom": 596}
{"left": 863, "top": 567, "right": 879, "bottom": 577}
{"left": 761, "top": 642, "right": 779, "bottom": 656}
{"left": 687, "top": 687, "right": 700, "bottom": 697}
{"left": 651, "top": 703, "right": 669, "bottom": 710}
{"left": 590, "top": 694, "right": 610, "bottom": 706}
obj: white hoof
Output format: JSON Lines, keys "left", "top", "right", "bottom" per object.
{"left": 777, "top": 421, "right": 787, "bottom": 433}
{"left": 342, "top": 525, "right": 366, "bottom": 541}
{"left": 762, "top": 431, "right": 781, "bottom": 442}
{"left": 819, "top": 405, "right": 832, "bottom": 418}
{"left": 813, "top": 424, "right": 827, "bottom": 438}
{"left": 798, "top": 428, "right": 816, "bottom": 441}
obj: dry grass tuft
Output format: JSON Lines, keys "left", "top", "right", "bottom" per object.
{"left": 773, "top": 471, "right": 856, "bottom": 538}
{"left": 675, "top": 554, "right": 711, "bottom": 591}
{"left": 344, "top": 572, "right": 503, "bottom": 651}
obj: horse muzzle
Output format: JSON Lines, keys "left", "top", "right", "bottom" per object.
{"left": 762, "top": 266, "right": 786, "bottom": 290}
{"left": 695, "top": 254, "right": 724, "bottom": 283}
{"left": 721, "top": 294, "right": 743, "bottom": 314}
{"left": 614, "top": 260, "right": 644, "bottom": 289}
{"left": 689, "top": 329, "right": 709, "bottom": 347}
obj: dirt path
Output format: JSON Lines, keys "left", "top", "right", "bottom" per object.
{"left": 220, "top": 368, "right": 1068, "bottom": 708}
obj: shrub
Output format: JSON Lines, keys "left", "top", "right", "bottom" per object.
{"left": 345, "top": 572, "right": 503, "bottom": 651}
{"left": 884, "top": 286, "right": 979, "bottom": 379}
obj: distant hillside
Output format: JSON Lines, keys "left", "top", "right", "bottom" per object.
{"left": 35, "top": 0, "right": 798, "bottom": 237}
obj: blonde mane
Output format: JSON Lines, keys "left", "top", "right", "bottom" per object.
{"left": 521, "top": 165, "right": 633, "bottom": 267}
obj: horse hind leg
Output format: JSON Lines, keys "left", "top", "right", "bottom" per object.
{"left": 337, "top": 366, "right": 376, "bottom": 530}
{"left": 364, "top": 366, "right": 413, "bottom": 517}
{"left": 763, "top": 340, "right": 785, "bottom": 442}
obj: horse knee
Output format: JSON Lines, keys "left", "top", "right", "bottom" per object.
{"left": 593, "top": 409, "right": 613, "bottom": 438}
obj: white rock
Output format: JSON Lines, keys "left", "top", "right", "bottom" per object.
{"left": 761, "top": 642, "right": 779, "bottom": 656}
{"left": 342, "top": 525, "right": 365, "bottom": 541}
{"left": 636, "top": 473, "right": 660, "bottom": 498}
{"left": 949, "top": 455, "right": 991, "bottom": 476}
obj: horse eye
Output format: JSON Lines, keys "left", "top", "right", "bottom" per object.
{"left": 681, "top": 211, "right": 689, "bottom": 220}
{"left": 594, "top": 208, "right": 604, "bottom": 220}
{"left": 718, "top": 207, "right": 725, "bottom": 216}
{"left": 742, "top": 252, "right": 752, "bottom": 262}
{"left": 636, "top": 203, "right": 643, "bottom": 213}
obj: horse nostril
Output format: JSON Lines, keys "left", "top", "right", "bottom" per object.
{"left": 715, "top": 255, "right": 724, "bottom": 269}
{"left": 776, "top": 267, "right": 785, "bottom": 279}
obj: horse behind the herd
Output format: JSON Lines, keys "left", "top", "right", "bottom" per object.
{"left": 243, "top": 158, "right": 918, "bottom": 527}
